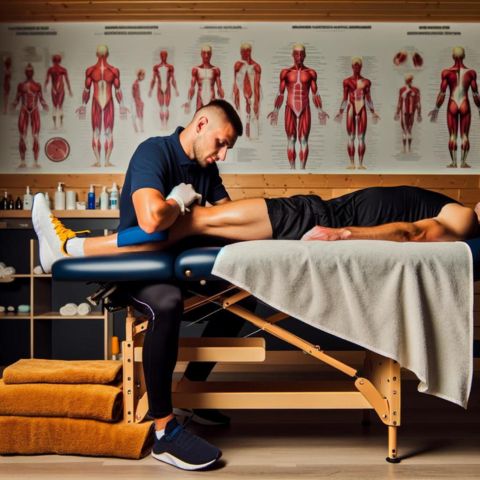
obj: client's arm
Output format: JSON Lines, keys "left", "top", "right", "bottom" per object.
{"left": 302, "top": 204, "right": 478, "bottom": 242}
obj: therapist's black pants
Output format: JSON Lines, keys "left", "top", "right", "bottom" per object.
{"left": 128, "top": 282, "right": 244, "bottom": 418}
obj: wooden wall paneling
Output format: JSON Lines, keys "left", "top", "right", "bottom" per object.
{"left": 1, "top": 174, "right": 480, "bottom": 203}
{"left": 2, "top": 1, "right": 480, "bottom": 22}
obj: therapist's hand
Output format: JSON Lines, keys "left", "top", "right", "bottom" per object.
{"left": 166, "top": 183, "right": 202, "bottom": 214}
{"left": 301, "top": 226, "right": 352, "bottom": 241}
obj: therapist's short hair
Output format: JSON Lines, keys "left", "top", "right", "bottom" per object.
{"left": 198, "top": 99, "right": 243, "bottom": 137}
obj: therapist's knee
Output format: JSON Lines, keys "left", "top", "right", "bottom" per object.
{"left": 131, "top": 283, "right": 183, "bottom": 326}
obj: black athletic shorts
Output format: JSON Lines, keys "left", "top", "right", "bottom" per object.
{"left": 265, "top": 195, "right": 331, "bottom": 239}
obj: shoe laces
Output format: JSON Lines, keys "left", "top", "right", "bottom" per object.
{"left": 50, "top": 215, "right": 90, "bottom": 254}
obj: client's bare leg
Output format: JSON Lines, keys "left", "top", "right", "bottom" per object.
{"left": 83, "top": 233, "right": 174, "bottom": 256}
{"left": 83, "top": 197, "right": 272, "bottom": 255}
{"left": 172, "top": 198, "right": 272, "bottom": 241}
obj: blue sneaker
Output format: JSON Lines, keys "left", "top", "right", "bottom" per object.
{"left": 152, "top": 418, "right": 221, "bottom": 470}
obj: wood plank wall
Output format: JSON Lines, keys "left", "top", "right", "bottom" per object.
{"left": 1, "top": 174, "right": 480, "bottom": 209}
{"left": 1, "top": 0, "right": 480, "bottom": 22}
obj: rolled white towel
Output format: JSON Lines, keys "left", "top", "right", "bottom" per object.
{"left": 0, "top": 266, "right": 15, "bottom": 278}
{"left": 77, "top": 303, "right": 92, "bottom": 316}
{"left": 33, "top": 265, "right": 44, "bottom": 275}
{"left": 59, "top": 303, "right": 78, "bottom": 316}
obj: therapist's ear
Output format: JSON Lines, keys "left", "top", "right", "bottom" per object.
{"left": 196, "top": 115, "right": 209, "bottom": 133}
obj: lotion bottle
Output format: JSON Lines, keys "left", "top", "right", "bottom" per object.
{"left": 54, "top": 182, "right": 66, "bottom": 210}
{"left": 87, "top": 185, "right": 96, "bottom": 210}
{"left": 23, "top": 186, "right": 33, "bottom": 210}
{"left": 100, "top": 186, "right": 109, "bottom": 210}
{"left": 109, "top": 182, "right": 119, "bottom": 210}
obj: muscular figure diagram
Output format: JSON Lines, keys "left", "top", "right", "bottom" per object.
{"left": 148, "top": 50, "right": 179, "bottom": 129}
{"left": 335, "top": 57, "right": 379, "bottom": 170}
{"left": 394, "top": 74, "right": 422, "bottom": 153}
{"left": 267, "top": 44, "right": 328, "bottom": 170}
{"left": 12, "top": 64, "right": 48, "bottom": 168}
{"left": 183, "top": 45, "right": 224, "bottom": 114}
{"left": 3, "top": 56, "right": 12, "bottom": 115}
{"left": 429, "top": 46, "right": 480, "bottom": 168}
{"left": 132, "top": 68, "right": 145, "bottom": 133}
{"left": 76, "top": 45, "right": 129, "bottom": 167}
{"left": 44, "top": 54, "right": 73, "bottom": 129}
{"left": 233, "top": 43, "right": 261, "bottom": 139}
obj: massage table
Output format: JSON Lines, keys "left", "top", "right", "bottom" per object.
{"left": 52, "top": 239, "right": 480, "bottom": 463}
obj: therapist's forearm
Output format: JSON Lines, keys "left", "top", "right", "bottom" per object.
{"left": 138, "top": 199, "right": 181, "bottom": 234}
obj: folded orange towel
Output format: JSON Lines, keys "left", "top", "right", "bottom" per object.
{"left": 0, "top": 379, "right": 122, "bottom": 422}
{"left": 2, "top": 359, "right": 122, "bottom": 385}
{"left": 0, "top": 416, "right": 153, "bottom": 459}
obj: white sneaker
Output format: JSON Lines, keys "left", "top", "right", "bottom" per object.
{"left": 32, "top": 193, "right": 79, "bottom": 273}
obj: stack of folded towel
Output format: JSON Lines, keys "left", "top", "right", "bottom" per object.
{"left": 0, "top": 359, "right": 153, "bottom": 459}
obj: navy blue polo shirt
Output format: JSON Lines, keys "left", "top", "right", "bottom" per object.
{"left": 119, "top": 127, "right": 229, "bottom": 231}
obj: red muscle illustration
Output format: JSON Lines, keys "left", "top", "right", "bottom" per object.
{"left": 334, "top": 57, "right": 379, "bottom": 170}
{"left": 267, "top": 44, "right": 328, "bottom": 169}
{"left": 132, "top": 68, "right": 145, "bottom": 133}
{"left": 233, "top": 43, "right": 262, "bottom": 139}
{"left": 3, "top": 56, "right": 12, "bottom": 115}
{"left": 76, "top": 45, "right": 129, "bottom": 167}
{"left": 429, "top": 46, "right": 480, "bottom": 168}
{"left": 148, "top": 50, "right": 179, "bottom": 129}
{"left": 393, "top": 51, "right": 408, "bottom": 66}
{"left": 183, "top": 45, "right": 224, "bottom": 114}
{"left": 44, "top": 54, "right": 73, "bottom": 129}
{"left": 11, "top": 64, "right": 48, "bottom": 168}
{"left": 394, "top": 74, "right": 422, "bottom": 153}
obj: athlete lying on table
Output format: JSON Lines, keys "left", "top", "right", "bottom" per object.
{"left": 33, "top": 184, "right": 479, "bottom": 273}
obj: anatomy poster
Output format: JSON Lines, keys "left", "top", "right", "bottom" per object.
{"left": 0, "top": 22, "right": 479, "bottom": 174}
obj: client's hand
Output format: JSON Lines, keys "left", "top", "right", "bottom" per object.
{"left": 301, "top": 226, "right": 352, "bottom": 241}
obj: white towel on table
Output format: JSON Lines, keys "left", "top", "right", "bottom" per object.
{"left": 212, "top": 240, "right": 473, "bottom": 408}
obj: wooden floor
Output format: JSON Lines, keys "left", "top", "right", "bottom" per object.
{"left": 1, "top": 379, "right": 479, "bottom": 480}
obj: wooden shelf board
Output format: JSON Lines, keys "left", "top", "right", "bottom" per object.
{"left": 0, "top": 314, "right": 31, "bottom": 319}
{"left": 34, "top": 313, "right": 105, "bottom": 320}
{"left": 0, "top": 210, "right": 119, "bottom": 219}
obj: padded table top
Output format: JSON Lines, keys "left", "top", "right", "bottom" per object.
{"left": 52, "top": 241, "right": 480, "bottom": 282}
{"left": 52, "top": 251, "right": 175, "bottom": 282}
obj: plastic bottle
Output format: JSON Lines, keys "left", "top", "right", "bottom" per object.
{"left": 23, "top": 186, "right": 33, "bottom": 210}
{"left": 45, "top": 192, "right": 52, "bottom": 209}
{"left": 15, "top": 197, "right": 23, "bottom": 209}
{"left": 87, "top": 185, "right": 96, "bottom": 210}
{"left": 54, "top": 182, "right": 66, "bottom": 210}
{"left": 109, "top": 182, "right": 119, "bottom": 210}
{"left": 100, "top": 186, "right": 109, "bottom": 210}
{"left": 0, "top": 191, "right": 7, "bottom": 210}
